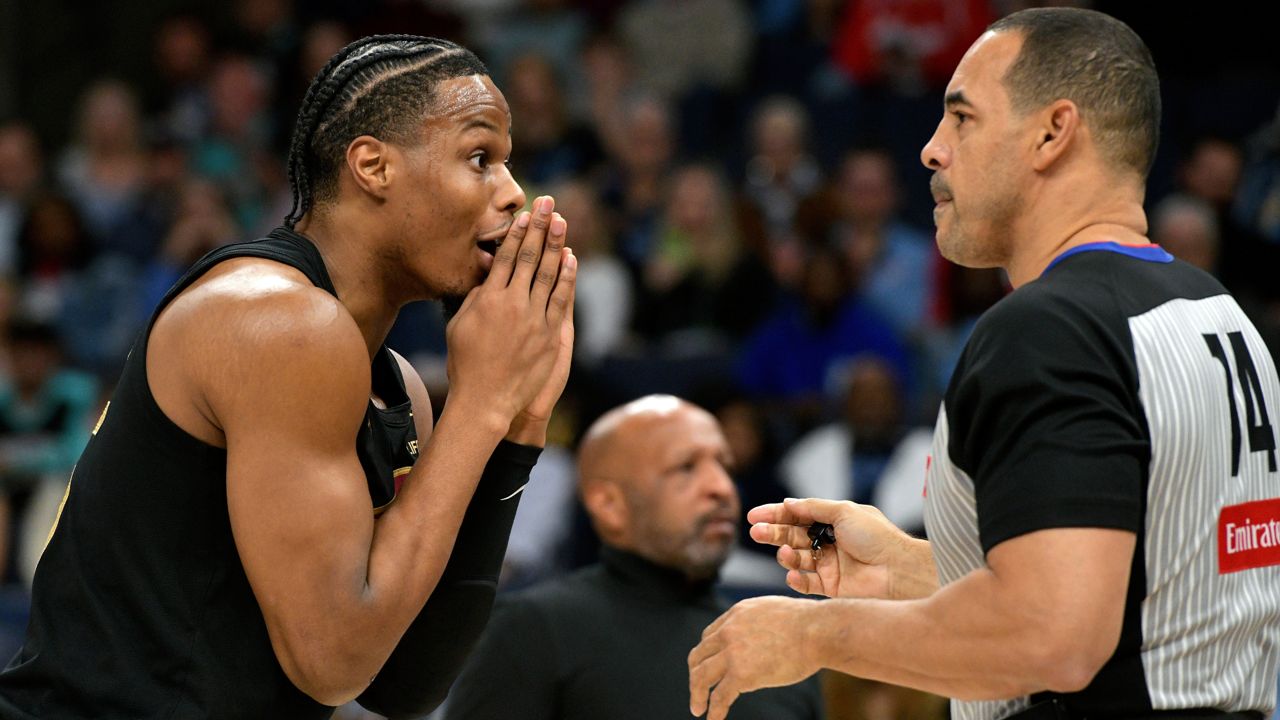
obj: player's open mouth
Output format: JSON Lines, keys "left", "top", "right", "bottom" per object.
{"left": 477, "top": 239, "right": 499, "bottom": 257}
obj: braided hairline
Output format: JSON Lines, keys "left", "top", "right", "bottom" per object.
{"left": 284, "top": 35, "right": 468, "bottom": 228}
{"left": 310, "top": 47, "right": 471, "bottom": 143}
{"left": 285, "top": 35, "right": 417, "bottom": 227}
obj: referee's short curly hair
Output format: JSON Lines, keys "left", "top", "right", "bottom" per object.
{"left": 989, "top": 8, "right": 1161, "bottom": 179}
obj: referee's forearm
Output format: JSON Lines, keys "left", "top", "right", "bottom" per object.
{"left": 808, "top": 570, "right": 1089, "bottom": 699}
{"left": 890, "top": 537, "right": 941, "bottom": 600}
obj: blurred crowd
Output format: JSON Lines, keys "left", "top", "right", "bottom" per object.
{"left": 1, "top": 0, "right": 1280, "bottom": 716}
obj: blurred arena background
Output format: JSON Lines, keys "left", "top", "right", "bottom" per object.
{"left": 1, "top": 1, "right": 1278, "bottom": 718}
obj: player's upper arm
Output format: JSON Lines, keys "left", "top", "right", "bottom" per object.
{"left": 200, "top": 283, "right": 378, "bottom": 677}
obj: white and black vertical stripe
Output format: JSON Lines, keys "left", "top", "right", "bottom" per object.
{"left": 1129, "top": 295, "right": 1280, "bottom": 712}
{"left": 924, "top": 287, "right": 1280, "bottom": 720}
{"left": 924, "top": 407, "right": 1032, "bottom": 720}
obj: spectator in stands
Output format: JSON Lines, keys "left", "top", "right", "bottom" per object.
{"left": 448, "top": 395, "right": 823, "bottom": 720}
{"left": 470, "top": 0, "right": 588, "bottom": 90}
{"left": 635, "top": 164, "right": 775, "bottom": 347}
{"left": 617, "top": 0, "right": 753, "bottom": 155}
{"left": 1181, "top": 136, "right": 1245, "bottom": 210}
{"left": 13, "top": 194, "right": 93, "bottom": 326}
{"left": 780, "top": 355, "right": 931, "bottom": 535}
{"left": 140, "top": 178, "right": 239, "bottom": 313}
{"left": 599, "top": 95, "right": 675, "bottom": 268}
{"left": 736, "top": 243, "right": 908, "bottom": 423}
{"left": 1232, "top": 109, "right": 1280, "bottom": 359}
{"left": 709, "top": 391, "right": 790, "bottom": 555}
{"left": 831, "top": 0, "right": 991, "bottom": 94}
{"left": 101, "top": 129, "right": 192, "bottom": 267}
{"left": 190, "top": 54, "right": 275, "bottom": 232}
{"left": 504, "top": 53, "right": 601, "bottom": 185}
{"left": 549, "top": 178, "right": 632, "bottom": 364}
{"left": 56, "top": 80, "right": 147, "bottom": 251}
{"left": 0, "top": 124, "right": 44, "bottom": 279}
{"left": 801, "top": 147, "right": 937, "bottom": 340}
{"left": 0, "top": 317, "right": 98, "bottom": 587}
{"left": 616, "top": 0, "right": 752, "bottom": 103}
{"left": 1175, "top": 136, "right": 1274, "bottom": 302}
{"left": 16, "top": 190, "right": 144, "bottom": 376}
{"left": 920, "top": 264, "right": 1007, "bottom": 402}
{"left": 150, "top": 14, "right": 214, "bottom": 146}
{"left": 1235, "top": 106, "right": 1280, "bottom": 247}
{"left": 1151, "top": 194, "right": 1221, "bottom": 274}
{"left": 573, "top": 33, "right": 634, "bottom": 147}
{"left": 742, "top": 96, "right": 823, "bottom": 246}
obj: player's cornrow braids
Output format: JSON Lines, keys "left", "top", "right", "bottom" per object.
{"left": 283, "top": 35, "right": 488, "bottom": 228}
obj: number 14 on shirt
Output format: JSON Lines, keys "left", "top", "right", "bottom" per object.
{"left": 1203, "top": 331, "right": 1277, "bottom": 477}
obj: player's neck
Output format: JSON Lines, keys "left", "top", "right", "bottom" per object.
{"left": 292, "top": 212, "right": 399, "bottom": 361}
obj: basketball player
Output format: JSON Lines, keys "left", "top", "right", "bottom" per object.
{"left": 0, "top": 36, "right": 575, "bottom": 719}
{"left": 689, "top": 9, "right": 1279, "bottom": 720}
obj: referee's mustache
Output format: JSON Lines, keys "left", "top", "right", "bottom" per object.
{"left": 930, "top": 174, "right": 953, "bottom": 202}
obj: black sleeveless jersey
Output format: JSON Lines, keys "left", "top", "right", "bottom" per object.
{"left": 0, "top": 227, "right": 420, "bottom": 719}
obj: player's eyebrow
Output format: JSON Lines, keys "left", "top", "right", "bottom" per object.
{"left": 945, "top": 90, "right": 973, "bottom": 109}
{"left": 461, "top": 117, "right": 499, "bottom": 133}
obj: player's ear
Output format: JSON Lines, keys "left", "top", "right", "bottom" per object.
{"left": 1031, "top": 99, "right": 1079, "bottom": 172}
{"left": 345, "top": 135, "right": 392, "bottom": 200}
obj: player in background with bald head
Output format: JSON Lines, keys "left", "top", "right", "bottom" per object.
{"left": 449, "top": 395, "right": 822, "bottom": 720}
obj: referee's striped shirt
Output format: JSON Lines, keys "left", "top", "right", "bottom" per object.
{"left": 924, "top": 243, "right": 1280, "bottom": 720}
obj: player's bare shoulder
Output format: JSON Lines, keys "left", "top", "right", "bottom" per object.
{"left": 148, "top": 256, "right": 369, "bottom": 447}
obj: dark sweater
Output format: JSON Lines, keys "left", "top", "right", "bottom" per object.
{"left": 448, "top": 546, "right": 824, "bottom": 720}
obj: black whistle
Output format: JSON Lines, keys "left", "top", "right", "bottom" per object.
{"left": 807, "top": 522, "right": 836, "bottom": 551}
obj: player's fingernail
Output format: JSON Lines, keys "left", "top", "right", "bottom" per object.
{"left": 516, "top": 211, "right": 530, "bottom": 228}
{"left": 565, "top": 253, "right": 577, "bottom": 270}
{"left": 538, "top": 196, "right": 552, "bottom": 215}
{"left": 550, "top": 216, "right": 566, "bottom": 237}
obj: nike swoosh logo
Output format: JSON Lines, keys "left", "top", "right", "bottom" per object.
{"left": 498, "top": 484, "right": 528, "bottom": 502}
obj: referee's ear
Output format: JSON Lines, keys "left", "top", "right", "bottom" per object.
{"left": 1031, "top": 98, "right": 1080, "bottom": 173}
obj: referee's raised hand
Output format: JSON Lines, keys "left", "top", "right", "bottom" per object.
{"left": 747, "top": 498, "right": 938, "bottom": 601}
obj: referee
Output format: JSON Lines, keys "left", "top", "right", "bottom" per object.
{"left": 689, "top": 8, "right": 1279, "bottom": 720}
